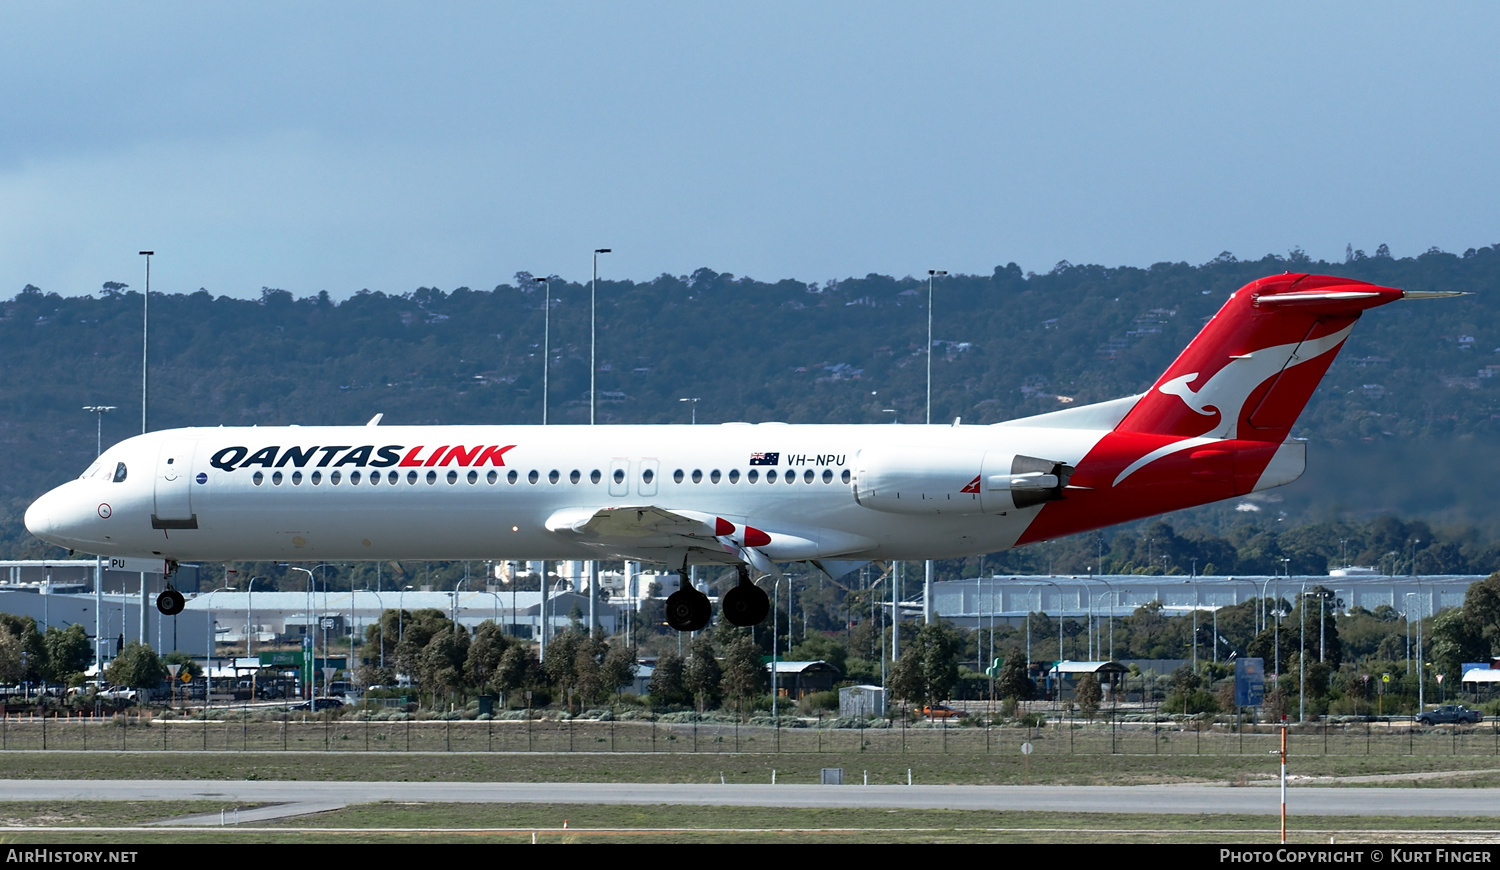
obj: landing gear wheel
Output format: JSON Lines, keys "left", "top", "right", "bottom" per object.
{"left": 665, "top": 584, "right": 712, "bottom": 632}
{"left": 156, "top": 584, "right": 185, "bottom": 616}
{"left": 722, "top": 573, "right": 770, "bottom": 627}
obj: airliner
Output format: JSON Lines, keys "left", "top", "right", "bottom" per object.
{"left": 24, "top": 273, "right": 1450, "bottom": 631}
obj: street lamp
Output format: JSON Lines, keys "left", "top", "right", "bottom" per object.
{"left": 245, "top": 577, "right": 265, "bottom": 657}
{"left": 591, "top": 248, "right": 611, "bottom": 426}
{"left": 82, "top": 406, "right": 116, "bottom": 457}
{"left": 926, "top": 268, "right": 946, "bottom": 426}
{"left": 138, "top": 250, "right": 153, "bottom": 652}
{"left": 139, "top": 251, "right": 152, "bottom": 435}
{"left": 679, "top": 397, "right": 700, "bottom": 424}
{"left": 533, "top": 276, "right": 551, "bottom": 425}
{"left": 83, "top": 405, "right": 115, "bottom": 671}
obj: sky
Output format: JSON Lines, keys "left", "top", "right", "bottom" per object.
{"left": 3, "top": 2, "right": 1499, "bottom": 299}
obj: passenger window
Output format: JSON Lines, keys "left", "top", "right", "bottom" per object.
{"left": 407, "top": 470, "right": 418, "bottom": 484}
{"left": 311, "top": 471, "right": 322, "bottom": 485}
{"left": 468, "top": 470, "right": 479, "bottom": 484}
{"left": 710, "top": 470, "right": 721, "bottom": 483}
{"left": 370, "top": 471, "right": 380, "bottom": 485}
{"left": 388, "top": 470, "right": 399, "bottom": 484}
{"left": 252, "top": 471, "right": 264, "bottom": 486}
{"left": 822, "top": 469, "right": 833, "bottom": 483}
{"left": 691, "top": 470, "right": 702, "bottom": 484}
{"left": 113, "top": 462, "right": 128, "bottom": 483}
{"left": 642, "top": 469, "right": 655, "bottom": 485}
{"left": 613, "top": 469, "right": 625, "bottom": 484}
{"left": 766, "top": 470, "right": 777, "bottom": 483}
{"left": 487, "top": 470, "right": 497, "bottom": 484}
{"left": 728, "top": 469, "right": 739, "bottom": 483}
{"left": 672, "top": 469, "right": 684, "bottom": 484}
{"left": 331, "top": 471, "right": 342, "bottom": 485}
{"left": 426, "top": 470, "right": 438, "bottom": 485}
{"left": 569, "top": 470, "right": 580, "bottom": 484}
{"left": 528, "top": 470, "right": 539, "bottom": 484}
{"left": 447, "top": 470, "right": 458, "bottom": 484}
{"left": 508, "top": 470, "right": 518, "bottom": 484}
{"left": 349, "top": 471, "right": 360, "bottom": 484}
{"left": 747, "top": 470, "right": 758, "bottom": 483}
{"left": 803, "top": 470, "right": 814, "bottom": 483}
{"left": 548, "top": 470, "right": 560, "bottom": 484}
{"left": 841, "top": 469, "right": 851, "bottom": 484}
{"left": 272, "top": 471, "right": 283, "bottom": 486}
{"left": 590, "top": 469, "right": 602, "bottom": 484}
{"left": 292, "top": 471, "right": 304, "bottom": 485}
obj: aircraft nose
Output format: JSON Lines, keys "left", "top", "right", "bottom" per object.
{"left": 23, "top": 491, "right": 56, "bottom": 538}
{"left": 25, "top": 483, "right": 100, "bottom": 549}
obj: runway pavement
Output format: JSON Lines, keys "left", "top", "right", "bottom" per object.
{"left": 1, "top": 780, "right": 1497, "bottom": 822}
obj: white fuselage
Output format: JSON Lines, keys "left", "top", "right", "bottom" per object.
{"left": 25, "top": 419, "right": 1114, "bottom": 567}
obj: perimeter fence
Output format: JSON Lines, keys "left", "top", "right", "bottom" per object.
{"left": 1, "top": 713, "right": 1499, "bottom": 758}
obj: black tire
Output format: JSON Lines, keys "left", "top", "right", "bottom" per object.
{"left": 722, "top": 580, "right": 770, "bottom": 627}
{"left": 156, "top": 588, "right": 185, "bottom": 616}
{"left": 665, "top": 586, "right": 712, "bottom": 632}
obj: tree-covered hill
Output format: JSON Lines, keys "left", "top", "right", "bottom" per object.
{"left": 5, "top": 244, "right": 1500, "bottom": 556}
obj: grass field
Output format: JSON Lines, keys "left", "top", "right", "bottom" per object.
{"left": 0, "top": 803, "right": 1497, "bottom": 844}
{"left": 3, "top": 717, "right": 1500, "bottom": 843}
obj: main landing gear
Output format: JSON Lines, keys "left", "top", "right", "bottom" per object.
{"left": 722, "top": 565, "right": 770, "bottom": 627}
{"left": 665, "top": 565, "right": 771, "bottom": 632}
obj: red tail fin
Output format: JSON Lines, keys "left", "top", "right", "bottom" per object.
{"left": 1015, "top": 274, "right": 1405, "bottom": 547}
{"left": 1113, "top": 274, "right": 1404, "bottom": 444}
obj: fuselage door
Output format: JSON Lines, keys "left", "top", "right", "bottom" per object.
{"left": 152, "top": 440, "right": 198, "bottom": 529}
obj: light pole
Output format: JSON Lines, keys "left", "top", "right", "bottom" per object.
{"left": 771, "top": 574, "right": 785, "bottom": 717}
{"left": 591, "top": 248, "right": 611, "bottom": 426}
{"left": 245, "top": 576, "right": 265, "bottom": 657}
{"left": 139, "top": 252, "right": 152, "bottom": 435}
{"left": 287, "top": 565, "right": 335, "bottom": 698}
{"left": 204, "top": 585, "right": 235, "bottom": 709}
{"left": 679, "top": 397, "right": 699, "bottom": 424}
{"left": 138, "top": 251, "right": 152, "bottom": 650}
{"left": 533, "top": 276, "right": 551, "bottom": 425}
{"left": 83, "top": 405, "right": 116, "bottom": 456}
{"left": 83, "top": 405, "right": 115, "bottom": 672}
{"left": 922, "top": 270, "right": 945, "bottom": 628}
{"left": 925, "top": 269, "right": 946, "bottom": 426}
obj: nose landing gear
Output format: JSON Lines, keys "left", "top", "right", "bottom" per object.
{"left": 156, "top": 583, "right": 185, "bottom": 616}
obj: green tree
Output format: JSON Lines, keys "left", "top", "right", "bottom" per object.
{"left": 41, "top": 624, "right": 90, "bottom": 683}
{"left": 995, "top": 649, "right": 1035, "bottom": 703}
{"left": 888, "top": 622, "right": 963, "bottom": 710}
{"left": 106, "top": 641, "right": 166, "bottom": 690}
{"left": 494, "top": 644, "right": 539, "bottom": 706}
{"left": 648, "top": 651, "right": 689, "bottom": 708}
{"left": 719, "top": 630, "right": 766, "bottom": 719}
{"left": 464, "top": 621, "right": 511, "bottom": 694}
{"left": 1076, "top": 671, "right": 1102, "bottom": 720}
{"left": 0, "top": 615, "right": 44, "bottom": 682}
{"left": 683, "top": 633, "right": 722, "bottom": 713}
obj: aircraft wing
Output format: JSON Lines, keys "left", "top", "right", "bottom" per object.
{"left": 544, "top": 505, "right": 876, "bottom": 568}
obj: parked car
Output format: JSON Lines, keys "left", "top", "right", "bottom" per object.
{"left": 918, "top": 704, "right": 964, "bottom": 719}
{"left": 1417, "top": 704, "right": 1482, "bottom": 726}
{"left": 289, "top": 698, "right": 345, "bottom": 712}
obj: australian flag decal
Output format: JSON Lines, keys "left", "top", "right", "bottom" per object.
{"left": 749, "top": 452, "right": 780, "bottom": 466}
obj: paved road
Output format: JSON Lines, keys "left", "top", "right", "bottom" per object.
{"left": 2, "top": 780, "right": 1497, "bottom": 822}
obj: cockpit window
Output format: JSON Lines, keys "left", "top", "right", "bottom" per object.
{"left": 80, "top": 461, "right": 102, "bottom": 481}
{"left": 112, "top": 462, "right": 128, "bottom": 483}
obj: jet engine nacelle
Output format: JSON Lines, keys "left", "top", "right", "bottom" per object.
{"left": 852, "top": 448, "right": 1071, "bottom": 515}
